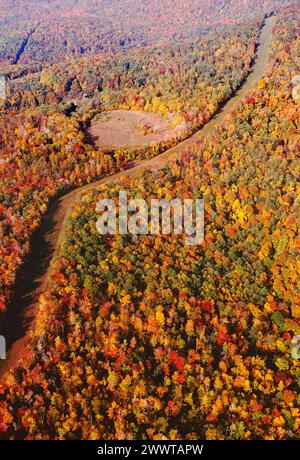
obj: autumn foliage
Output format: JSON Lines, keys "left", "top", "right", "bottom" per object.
{"left": 0, "top": 0, "right": 290, "bottom": 65}
{"left": 0, "top": 3, "right": 299, "bottom": 442}
{"left": 0, "top": 21, "right": 260, "bottom": 317}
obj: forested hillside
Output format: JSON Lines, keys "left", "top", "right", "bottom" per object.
{"left": 4, "top": 22, "right": 259, "bottom": 128}
{"left": 0, "top": 22, "right": 259, "bottom": 328}
{"left": 0, "top": 5, "right": 298, "bottom": 440}
{"left": 0, "top": 0, "right": 291, "bottom": 65}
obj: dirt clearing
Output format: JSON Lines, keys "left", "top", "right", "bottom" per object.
{"left": 88, "top": 110, "right": 176, "bottom": 149}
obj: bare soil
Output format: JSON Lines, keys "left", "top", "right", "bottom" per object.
{"left": 88, "top": 110, "right": 176, "bottom": 149}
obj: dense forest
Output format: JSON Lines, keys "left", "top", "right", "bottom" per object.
{"left": 0, "top": 21, "right": 260, "bottom": 319}
{"left": 4, "top": 22, "right": 259, "bottom": 126}
{"left": 0, "top": 4, "right": 299, "bottom": 440}
{"left": 0, "top": 0, "right": 291, "bottom": 65}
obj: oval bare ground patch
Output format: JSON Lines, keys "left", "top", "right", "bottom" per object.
{"left": 87, "top": 110, "right": 176, "bottom": 149}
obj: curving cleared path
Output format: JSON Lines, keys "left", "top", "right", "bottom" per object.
{"left": 0, "top": 15, "right": 277, "bottom": 380}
